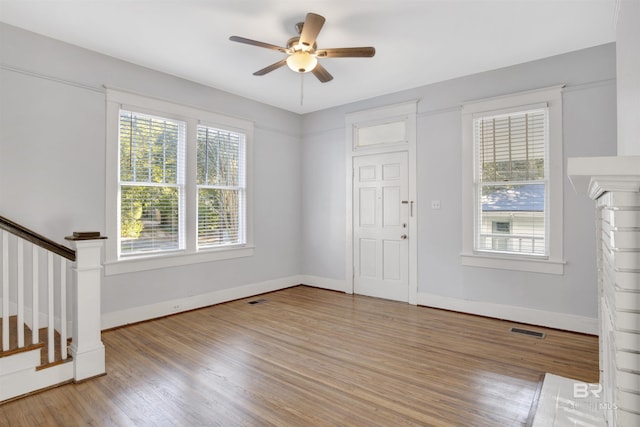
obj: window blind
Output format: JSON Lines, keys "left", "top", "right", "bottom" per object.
{"left": 196, "top": 125, "right": 246, "bottom": 248}
{"left": 119, "top": 110, "right": 185, "bottom": 255}
{"left": 474, "top": 109, "right": 547, "bottom": 255}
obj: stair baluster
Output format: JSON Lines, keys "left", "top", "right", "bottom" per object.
{"left": 60, "top": 256, "right": 67, "bottom": 360}
{"left": 17, "top": 239, "right": 24, "bottom": 348}
{"left": 31, "top": 244, "right": 38, "bottom": 346}
{"left": 1, "top": 230, "right": 8, "bottom": 351}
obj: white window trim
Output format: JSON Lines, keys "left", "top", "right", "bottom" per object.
{"left": 461, "top": 85, "right": 565, "bottom": 275}
{"left": 105, "top": 88, "right": 254, "bottom": 275}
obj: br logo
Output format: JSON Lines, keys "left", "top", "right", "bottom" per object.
{"left": 573, "top": 382, "right": 602, "bottom": 398}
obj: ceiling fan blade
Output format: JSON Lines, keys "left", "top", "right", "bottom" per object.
{"left": 299, "top": 13, "right": 325, "bottom": 48}
{"left": 229, "top": 36, "right": 288, "bottom": 53}
{"left": 253, "top": 59, "right": 288, "bottom": 76}
{"left": 316, "top": 47, "right": 376, "bottom": 58}
{"left": 311, "top": 63, "right": 333, "bottom": 83}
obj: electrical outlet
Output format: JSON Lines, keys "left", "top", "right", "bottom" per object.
{"left": 431, "top": 200, "right": 441, "bottom": 210}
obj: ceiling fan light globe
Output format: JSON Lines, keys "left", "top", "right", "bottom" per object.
{"left": 286, "top": 51, "right": 317, "bottom": 73}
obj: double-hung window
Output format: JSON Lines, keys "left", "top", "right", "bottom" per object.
{"left": 461, "top": 86, "right": 565, "bottom": 274}
{"left": 105, "top": 89, "right": 253, "bottom": 274}
{"left": 475, "top": 108, "right": 547, "bottom": 255}
{"left": 119, "top": 111, "right": 186, "bottom": 255}
{"left": 196, "top": 126, "right": 246, "bottom": 248}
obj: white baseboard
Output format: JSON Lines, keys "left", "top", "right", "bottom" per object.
{"left": 99, "top": 277, "right": 597, "bottom": 334}
{"left": 417, "top": 292, "right": 598, "bottom": 335}
{"left": 298, "top": 275, "right": 349, "bottom": 293}
{"left": 101, "top": 275, "right": 302, "bottom": 330}
{"left": 296, "top": 279, "right": 596, "bottom": 334}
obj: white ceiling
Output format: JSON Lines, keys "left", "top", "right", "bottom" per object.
{"left": 0, "top": 0, "right": 617, "bottom": 114}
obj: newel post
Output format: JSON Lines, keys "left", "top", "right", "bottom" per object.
{"left": 65, "top": 233, "right": 107, "bottom": 382}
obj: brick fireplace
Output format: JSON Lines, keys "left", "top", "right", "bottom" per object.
{"left": 568, "top": 155, "right": 640, "bottom": 426}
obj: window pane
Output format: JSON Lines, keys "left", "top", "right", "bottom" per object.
{"left": 356, "top": 121, "right": 406, "bottom": 146}
{"left": 479, "top": 183, "right": 545, "bottom": 255}
{"left": 197, "top": 127, "right": 242, "bottom": 187}
{"left": 198, "top": 188, "right": 241, "bottom": 247}
{"left": 476, "top": 110, "right": 546, "bottom": 182}
{"left": 120, "top": 185, "right": 180, "bottom": 255}
{"left": 120, "top": 111, "right": 181, "bottom": 184}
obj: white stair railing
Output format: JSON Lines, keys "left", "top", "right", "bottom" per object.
{"left": 0, "top": 216, "right": 106, "bottom": 401}
{"left": 1, "top": 229, "right": 71, "bottom": 362}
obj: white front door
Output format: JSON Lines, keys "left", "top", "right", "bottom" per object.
{"left": 353, "top": 151, "right": 409, "bottom": 302}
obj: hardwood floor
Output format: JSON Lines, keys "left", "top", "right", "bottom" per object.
{"left": 0, "top": 286, "right": 598, "bottom": 426}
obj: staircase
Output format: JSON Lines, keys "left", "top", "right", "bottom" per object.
{"left": 0, "top": 215, "right": 106, "bottom": 402}
{"left": 1, "top": 314, "right": 69, "bottom": 363}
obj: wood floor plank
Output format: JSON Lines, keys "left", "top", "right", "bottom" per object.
{"left": 0, "top": 286, "right": 598, "bottom": 426}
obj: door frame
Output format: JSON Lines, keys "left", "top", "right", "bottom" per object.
{"left": 345, "top": 101, "right": 418, "bottom": 304}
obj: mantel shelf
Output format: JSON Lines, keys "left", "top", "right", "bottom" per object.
{"left": 567, "top": 155, "right": 640, "bottom": 199}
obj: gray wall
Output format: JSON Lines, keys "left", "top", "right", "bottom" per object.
{"left": 0, "top": 23, "right": 303, "bottom": 315}
{"left": 302, "top": 43, "right": 617, "bottom": 320}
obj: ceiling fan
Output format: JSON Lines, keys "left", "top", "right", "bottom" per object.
{"left": 229, "top": 12, "right": 375, "bottom": 83}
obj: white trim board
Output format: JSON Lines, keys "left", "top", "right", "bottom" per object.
{"left": 101, "top": 275, "right": 302, "bottom": 330}
{"left": 299, "top": 275, "right": 349, "bottom": 293}
{"left": 292, "top": 277, "right": 596, "bottom": 334}
{"left": 417, "top": 292, "right": 597, "bottom": 335}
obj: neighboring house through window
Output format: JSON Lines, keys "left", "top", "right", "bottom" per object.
{"left": 461, "top": 86, "right": 565, "bottom": 274}
{"left": 105, "top": 89, "right": 254, "bottom": 275}
{"left": 484, "top": 184, "right": 544, "bottom": 253}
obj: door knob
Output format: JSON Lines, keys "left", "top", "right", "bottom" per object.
{"left": 400, "top": 234, "right": 407, "bottom": 240}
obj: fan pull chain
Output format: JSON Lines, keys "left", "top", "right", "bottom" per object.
{"left": 300, "top": 73, "right": 304, "bottom": 106}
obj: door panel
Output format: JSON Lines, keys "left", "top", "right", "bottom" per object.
{"left": 383, "top": 186, "right": 401, "bottom": 226}
{"left": 359, "top": 188, "right": 376, "bottom": 226}
{"left": 383, "top": 240, "right": 401, "bottom": 280}
{"left": 353, "top": 152, "right": 409, "bottom": 302}
{"left": 359, "top": 239, "right": 377, "bottom": 278}
{"left": 359, "top": 165, "right": 376, "bottom": 181}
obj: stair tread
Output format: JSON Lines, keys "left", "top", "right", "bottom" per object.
{"left": 0, "top": 315, "right": 70, "bottom": 366}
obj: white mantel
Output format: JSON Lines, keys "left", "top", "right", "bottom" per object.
{"left": 568, "top": 155, "right": 640, "bottom": 198}
{"left": 568, "top": 155, "right": 640, "bottom": 427}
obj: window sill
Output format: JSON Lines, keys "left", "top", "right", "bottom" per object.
{"left": 104, "top": 245, "right": 255, "bottom": 276}
{"left": 460, "top": 252, "right": 565, "bottom": 275}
